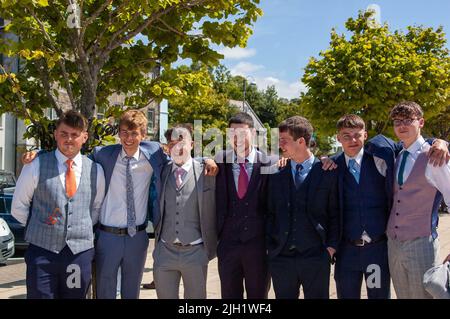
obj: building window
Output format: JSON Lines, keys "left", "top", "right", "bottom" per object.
{"left": 45, "top": 108, "right": 58, "bottom": 120}
{"left": 147, "top": 109, "right": 155, "bottom": 135}
{"left": 97, "top": 105, "right": 107, "bottom": 120}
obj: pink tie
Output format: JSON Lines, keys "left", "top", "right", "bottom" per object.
{"left": 237, "top": 162, "right": 249, "bottom": 199}
{"left": 175, "top": 167, "right": 184, "bottom": 188}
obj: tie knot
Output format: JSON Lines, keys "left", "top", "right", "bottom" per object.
{"left": 402, "top": 150, "right": 410, "bottom": 158}
{"left": 349, "top": 159, "right": 356, "bottom": 168}
{"left": 66, "top": 159, "right": 74, "bottom": 169}
{"left": 296, "top": 163, "right": 303, "bottom": 172}
{"left": 176, "top": 167, "right": 185, "bottom": 176}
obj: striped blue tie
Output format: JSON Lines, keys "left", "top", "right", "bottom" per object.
{"left": 348, "top": 159, "right": 360, "bottom": 184}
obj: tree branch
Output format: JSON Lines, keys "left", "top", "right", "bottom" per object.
{"left": 80, "top": 0, "right": 113, "bottom": 41}
{"left": 35, "top": 59, "right": 63, "bottom": 116}
{"left": 26, "top": 5, "right": 77, "bottom": 110}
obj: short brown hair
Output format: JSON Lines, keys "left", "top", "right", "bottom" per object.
{"left": 56, "top": 110, "right": 88, "bottom": 131}
{"left": 229, "top": 112, "right": 254, "bottom": 128}
{"left": 278, "top": 116, "right": 313, "bottom": 145}
{"left": 119, "top": 110, "right": 148, "bottom": 135}
{"left": 164, "top": 123, "right": 193, "bottom": 142}
{"left": 337, "top": 114, "right": 366, "bottom": 131}
{"left": 390, "top": 101, "right": 424, "bottom": 119}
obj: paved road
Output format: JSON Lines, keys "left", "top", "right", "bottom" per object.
{"left": 1, "top": 214, "right": 449, "bottom": 299}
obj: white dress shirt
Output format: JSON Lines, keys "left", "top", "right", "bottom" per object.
{"left": 11, "top": 149, "right": 106, "bottom": 226}
{"left": 100, "top": 148, "right": 153, "bottom": 228}
{"left": 231, "top": 147, "right": 257, "bottom": 191}
{"left": 396, "top": 135, "right": 450, "bottom": 206}
{"left": 344, "top": 147, "right": 387, "bottom": 177}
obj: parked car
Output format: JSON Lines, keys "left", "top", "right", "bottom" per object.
{"left": 0, "top": 170, "right": 16, "bottom": 190}
{"left": 0, "top": 187, "right": 27, "bottom": 250}
{"left": 0, "top": 217, "right": 15, "bottom": 263}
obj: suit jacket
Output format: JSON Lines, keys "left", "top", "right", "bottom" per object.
{"left": 155, "top": 159, "right": 217, "bottom": 260}
{"left": 215, "top": 149, "right": 278, "bottom": 239}
{"left": 91, "top": 141, "right": 168, "bottom": 225}
{"left": 266, "top": 158, "right": 340, "bottom": 259}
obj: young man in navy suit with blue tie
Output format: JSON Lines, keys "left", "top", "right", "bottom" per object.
{"left": 266, "top": 116, "right": 340, "bottom": 299}
{"left": 333, "top": 114, "right": 391, "bottom": 299}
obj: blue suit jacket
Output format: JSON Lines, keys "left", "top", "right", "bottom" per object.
{"left": 91, "top": 141, "right": 169, "bottom": 225}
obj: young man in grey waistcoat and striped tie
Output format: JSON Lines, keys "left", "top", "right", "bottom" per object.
{"left": 387, "top": 101, "right": 450, "bottom": 299}
{"left": 11, "top": 111, "right": 105, "bottom": 299}
{"left": 153, "top": 124, "right": 217, "bottom": 299}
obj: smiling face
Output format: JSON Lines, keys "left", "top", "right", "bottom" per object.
{"left": 54, "top": 123, "right": 88, "bottom": 159}
{"left": 119, "top": 125, "right": 145, "bottom": 156}
{"left": 337, "top": 127, "right": 367, "bottom": 158}
{"left": 392, "top": 116, "right": 424, "bottom": 148}
{"left": 167, "top": 127, "right": 193, "bottom": 166}
{"left": 229, "top": 123, "right": 255, "bottom": 159}
{"left": 279, "top": 130, "right": 304, "bottom": 159}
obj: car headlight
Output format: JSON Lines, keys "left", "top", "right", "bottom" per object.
{"left": 0, "top": 218, "right": 11, "bottom": 237}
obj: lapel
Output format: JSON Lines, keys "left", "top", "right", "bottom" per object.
{"left": 246, "top": 151, "right": 262, "bottom": 197}
{"left": 159, "top": 162, "right": 173, "bottom": 224}
{"left": 336, "top": 153, "right": 346, "bottom": 215}
{"left": 279, "top": 162, "right": 292, "bottom": 205}
{"left": 306, "top": 158, "right": 322, "bottom": 203}
{"left": 193, "top": 159, "right": 204, "bottom": 220}
{"left": 104, "top": 145, "right": 122, "bottom": 191}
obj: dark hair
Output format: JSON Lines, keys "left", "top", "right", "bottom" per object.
{"left": 56, "top": 110, "right": 88, "bottom": 131}
{"left": 164, "top": 123, "right": 193, "bottom": 142}
{"left": 390, "top": 101, "right": 424, "bottom": 119}
{"left": 228, "top": 112, "right": 254, "bottom": 128}
{"left": 278, "top": 116, "right": 313, "bottom": 145}
{"left": 336, "top": 114, "right": 366, "bottom": 131}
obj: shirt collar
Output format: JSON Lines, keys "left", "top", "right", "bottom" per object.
{"left": 120, "top": 147, "right": 140, "bottom": 161}
{"left": 233, "top": 147, "right": 257, "bottom": 164}
{"left": 402, "top": 135, "right": 426, "bottom": 155}
{"left": 172, "top": 157, "right": 193, "bottom": 173}
{"left": 55, "top": 148, "right": 82, "bottom": 167}
{"left": 290, "top": 154, "right": 315, "bottom": 171}
{"left": 344, "top": 147, "right": 364, "bottom": 167}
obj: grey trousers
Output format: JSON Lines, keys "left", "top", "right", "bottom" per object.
{"left": 153, "top": 241, "right": 209, "bottom": 299}
{"left": 388, "top": 235, "right": 440, "bottom": 299}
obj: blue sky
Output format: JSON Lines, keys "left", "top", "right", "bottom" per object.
{"left": 217, "top": 0, "right": 450, "bottom": 99}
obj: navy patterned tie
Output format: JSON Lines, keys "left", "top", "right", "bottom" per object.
{"left": 348, "top": 159, "right": 360, "bottom": 183}
{"left": 125, "top": 156, "right": 136, "bottom": 237}
{"left": 294, "top": 164, "right": 303, "bottom": 189}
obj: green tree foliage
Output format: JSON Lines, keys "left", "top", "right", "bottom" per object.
{"left": 302, "top": 11, "right": 450, "bottom": 138}
{"left": 0, "top": 0, "right": 262, "bottom": 145}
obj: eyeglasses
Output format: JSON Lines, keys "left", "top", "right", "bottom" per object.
{"left": 339, "top": 133, "right": 364, "bottom": 142}
{"left": 392, "top": 118, "right": 418, "bottom": 127}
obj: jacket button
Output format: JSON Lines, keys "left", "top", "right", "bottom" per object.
{"left": 398, "top": 200, "right": 401, "bottom": 203}
{"left": 284, "top": 232, "right": 289, "bottom": 235}
{"left": 396, "top": 213, "right": 399, "bottom": 216}
{"left": 244, "top": 227, "right": 248, "bottom": 231}
{"left": 395, "top": 226, "right": 398, "bottom": 229}
{"left": 245, "top": 203, "right": 249, "bottom": 206}
{"left": 245, "top": 216, "right": 248, "bottom": 218}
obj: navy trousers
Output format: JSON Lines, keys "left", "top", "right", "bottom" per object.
{"left": 269, "top": 246, "right": 331, "bottom": 299}
{"left": 95, "top": 229, "right": 149, "bottom": 299}
{"left": 217, "top": 237, "right": 270, "bottom": 299}
{"left": 25, "top": 244, "right": 94, "bottom": 299}
{"left": 334, "top": 240, "right": 391, "bottom": 299}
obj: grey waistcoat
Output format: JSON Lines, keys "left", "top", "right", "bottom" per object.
{"left": 25, "top": 151, "right": 97, "bottom": 254}
{"left": 161, "top": 166, "right": 201, "bottom": 245}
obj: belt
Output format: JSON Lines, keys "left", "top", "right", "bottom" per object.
{"left": 99, "top": 224, "right": 147, "bottom": 236}
{"left": 171, "top": 242, "right": 203, "bottom": 247}
{"left": 347, "top": 234, "right": 387, "bottom": 247}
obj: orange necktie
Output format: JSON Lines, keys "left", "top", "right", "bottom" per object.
{"left": 65, "top": 159, "right": 76, "bottom": 198}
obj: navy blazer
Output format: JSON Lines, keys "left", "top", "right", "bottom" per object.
{"left": 266, "top": 158, "right": 340, "bottom": 258}
{"left": 91, "top": 141, "right": 168, "bottom": 225}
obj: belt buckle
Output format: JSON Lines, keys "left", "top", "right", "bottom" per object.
{"left": 355, "top": 239, "right": 365, "bottom": 247}
{"left": 173, "top": 242, "right": 183, "bottom": 247}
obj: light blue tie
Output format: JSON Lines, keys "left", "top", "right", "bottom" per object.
{"left": 348, "top": 159, "right": 360, "bottom": 183}
{"left": 125, "top": 156, "right": 136, "bottom": 237}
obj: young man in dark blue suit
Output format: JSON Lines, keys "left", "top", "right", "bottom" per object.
{"left": 333, "top": 114, "right": 392, "bottom": 299}
{"left": 266, "top": 116, "right": 340, "bottom": 299}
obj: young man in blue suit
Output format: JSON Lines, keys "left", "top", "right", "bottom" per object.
{"left": 332, "top": 113, "right": 449, "bottom": 299}
{"left": 266, "top": 116, "right": 340, "bottom": 299}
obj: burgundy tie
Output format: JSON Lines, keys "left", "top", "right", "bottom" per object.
{"left": 237, "top": 162, "right": 249, "bottom": 199}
